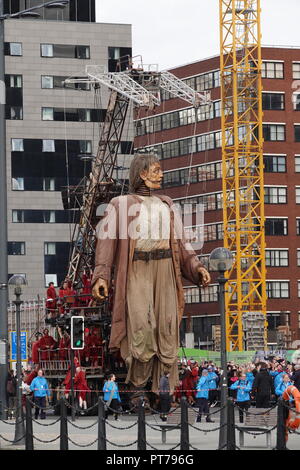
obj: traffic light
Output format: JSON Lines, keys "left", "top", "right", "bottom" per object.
{"left": 71, "top": 316, "right": 84, "bottom": 349}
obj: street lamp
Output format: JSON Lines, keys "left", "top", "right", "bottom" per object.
{"left": 8, "top": 274, "right": 27, "bottom": 445}
{"left": 209, "top": 247, "right": 234, "bottom": 450}
{"left": 0, "top": 0, "right": 69, "bottom": 419}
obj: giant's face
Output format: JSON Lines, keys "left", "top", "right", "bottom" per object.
{"left": 140, "top": 162, "right": 163, "bottom": 189}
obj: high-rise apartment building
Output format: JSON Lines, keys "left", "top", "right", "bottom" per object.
{"left": 5, "top": 0, "right": 132, "bottom": 299}
{"left": 134, "top": 47, "right": 300, "bottom": 349}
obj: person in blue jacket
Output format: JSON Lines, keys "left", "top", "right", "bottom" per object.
{"left": 230, "top": 372, "right": 252, "bottom": 423}
{"left": 275, "top": 374, "right": 293, "bottom": 398}
{"left": 103, "top": 373, "right": 121, "bottom": 420}
{"left": 30, "top": 369, "right": 50, "bottom": 419}
{"left": 273, "top": 368, "right": 285, "bottom": 390}
{"left": 207, "top": 366, "right": 219, "bottom": 408}
{"left": 195, "top": 369, "right": 214, "bottom": 423}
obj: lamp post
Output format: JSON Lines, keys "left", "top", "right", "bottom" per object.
{"left": 8, "top": 274, "right": 27, "bottom": 445}
{"left": 209, "top": 247, "right": 233, "bottom": 450}
{"left": 0, "top": 0, "right": 69, "bottom": 419}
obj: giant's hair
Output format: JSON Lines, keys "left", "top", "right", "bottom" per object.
{"left": 129, "top": 152, "right": 160, "bottom": 193}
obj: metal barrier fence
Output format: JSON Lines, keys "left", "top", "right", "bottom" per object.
{"left": 0, "top": 396, "right": 299, "bottom": 450}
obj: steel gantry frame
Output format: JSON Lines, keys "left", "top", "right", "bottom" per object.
{"left": 220, "top": 0, "right": 267, "bottom": 351}
{"left": 65, "top": 66, "right": 210, "bottom": 287}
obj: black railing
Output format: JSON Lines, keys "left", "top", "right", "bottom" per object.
{"left": 0, "top": 396, "right": 299, "bottom": 450}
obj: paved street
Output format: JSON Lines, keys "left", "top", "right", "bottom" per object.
{"left": 0, "top": 410, "right": 299, "bottom": 451}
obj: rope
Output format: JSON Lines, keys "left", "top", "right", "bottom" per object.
{"left": 0, "top": 433, "right": 25, "bottom": 444}
{"left": 33, "top": 435, "right": 60, "bottom": 443}
{"left": 67, "top": 436, "right": 98, "bottom": 448}
{"left": 145, "top": 422, "right": 179, "bottom": 432}
{"left": 146, "top": 441, "right": 180, "bottom": 451}
{"left": 188, "top": 422, "right": 227, "bottom": 433}
{"left": 105, "top": 438, "right": 138, "bottom": 448}
{"left": 106, "top": 420, "right": 138, "bottom": 430}
{"left": 235, "top": 424, "right": 277, "bottom": 436}
{"left": 232, "top": 402, "right": 278, "bottom": 415}
{"left": 31, "top": 416, "right": 61, "bottom": 426}
{"left": 66, "top": 418, "right": 98, "bottom": 429}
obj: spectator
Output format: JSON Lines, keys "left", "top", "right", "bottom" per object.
{"left": 230, "top": 372, "right": 252, "bottom": 423}
{"left": 291, "top": 364, "right": 300, "bottom": 392}
{"left": 195, "top": 369, "right": 214, "bottom": 423}
{"left": 228, "top": 369, "right": 239, "bottom": 399}
{"left": 207, "top": 365, "right": 219, "bottom": 407}
{"left": 275, "top": 373, "right": 293, "bottom": 398}
{"left": 31, "top": 333, "right": 43, "bottom": 364}
{"left": 159, "top": 370, "right": 171, "bottom": 422}
{"left": 103, "top": 374, "right": 121, "bottom": 420}
{"left": 252, "top": 363, "right": 274, "bottom": 408}
{"left": 30, "top": 369, "right": 50, "bottom": 419}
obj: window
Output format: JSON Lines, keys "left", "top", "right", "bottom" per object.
{"left": 42, "top": 140, "right": 55, "bottom": 152}
{"left": 295, "top": 156, "right": 300, "bottom": 172}
{"left": 297, "top": 219, "right": 300, "bottom": 236}
{"left": 42, "top": 107, "right": 54, "bottom": 120}
{"left": 264, "top": 155, "right": 286, "bottom": 173}
{"left": 41, "top": 44, "right": 90, "bottom": 59}
{"left": 45, "top": 274, "right": 57, "bottom": 287}
{"left": 12, "top": 177, "right": 24, "bottom": 191}
{"left": 6, "top": 75, "right": 22, "bottom": 88}
{"left": 295, "top": 126, "right": 300, "bottom": 142}
{"left": 41, "top": 76, "right": 54, "bottom": 88}
{"left": 297, "top": 250, "right": 300, "bottom": 266}
{"left": 263, "top": 124, "right": 285, "bottom": 141}
{"left": 293, "top": 63, "right": 300, "bottom": 79}
{"left": 264, "top": 187, "right": 287, "bottom": 204}
{"left": 201, "top": 285, "right": 218, "bottom": 303}
{"left": 296, "top": 187, "right": 300, "bottom": 204}
{"left": 11, "top": 138, "right": 24, "bottom": 151}
{"left": 298, "top": 282, "right": 300, "bottom": 298}
{"left": 184, "top": 287, "right": 200, "bottom": 303}
{"left": 44, "top": 242, "right": 56, "bottom": 255}
{"left": 12, "top": 210, "right": 24, "bottom": 223}
{"left": 6, "top": 106, "right": 23, "bottom": 120}
{"left": 79, "top": 140, "right": 92, "bottom": 154}
{"left": 43, "top": 211, "right": 55, "bottom": 223}
{"left": 41, "top": 44, "right": 53, "bottom": 57}
{"left": 266, "top": 281, "right": 289, "bottom": 298}
{"left": 8, "top": 242, "right": 25, "bottom": 255}
{"left": 265, "top": 250, "right": 288, "bottom": 267}
{"left": 262, "top": 61, "right": 284, "bottom": 79}
{"left": 5, "top": 42, "right": 22, "bottom": 56}
{"left": 265, "top": 218, "right": 288, "bottom": 236}
{"left": 262, "top": 93, "right": 285, "bottom": 110}
{"left": 43, "top": 178, "right": 55, "bottom": 191}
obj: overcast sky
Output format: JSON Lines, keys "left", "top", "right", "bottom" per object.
{"left": 96, "top": 0, "right": 300, "bottom": 70}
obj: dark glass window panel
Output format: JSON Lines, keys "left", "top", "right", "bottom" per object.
{"left": 6, "top": 106, "right": 23, "bottom": 120}
{"left": 6, "top": 87, "right": 23, "bottom": 106}
{"left": 295, "top": 126, "right": 300, "bottom": 142}
{"left": 120, "top": 141, "right": 133, "bottom": 154}
{"left": 53, "top": 44, "right": 76, "bottom": 58}
{"left": 265, "top": 218, "right": 287, "bottom": 236}
{"left": 8, "top": 241, "right": 25, "bottom": 255}
{"left": 76, "top": 45, "right": 90, "bottom": 59}
{"left": 262, "top": 93, "right": 284, "bottom": 110}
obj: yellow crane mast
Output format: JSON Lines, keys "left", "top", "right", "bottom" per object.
{"left": 219, "top": 0, "right": 267, "bottom": 351}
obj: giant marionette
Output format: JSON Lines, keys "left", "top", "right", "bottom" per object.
{"left": 92, "top": 153, "right": 211, "bottom": 393}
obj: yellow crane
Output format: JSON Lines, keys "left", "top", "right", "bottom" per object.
{"left": 219, "top": 0, "right": 267, "bottom": 351}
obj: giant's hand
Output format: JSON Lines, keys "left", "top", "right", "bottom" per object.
{"left": 197, "top": 267, "right": 211, "bottom": 287}
{"left": 92, "top": 278, "right": 108, "bottom": 301}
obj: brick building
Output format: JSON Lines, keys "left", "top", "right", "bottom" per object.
{"left": 134, "top": 47, "right": 300, "bottom": 349}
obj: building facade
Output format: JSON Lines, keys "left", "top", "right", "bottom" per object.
{"left": 134, "top": 47, "right": 300, "bottom": 349}
{"left": 5, "top": 1, "right": 132, "bottom": 299}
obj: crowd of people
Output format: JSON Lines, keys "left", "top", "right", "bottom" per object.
{"left": 6, "top": 354, "right": 300, "bottom": 421}
{"left": 171, "top": 357, "right": 300, "bottom": 423}
{"left": 29, "top": 327, "right": 103, "bottom": 367}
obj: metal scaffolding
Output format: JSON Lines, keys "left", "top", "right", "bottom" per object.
{"left": 220, "top": 0, "right": 267, "bottom": 350}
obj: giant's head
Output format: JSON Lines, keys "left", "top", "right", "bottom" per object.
{"left": 129, "top": 153, "right": 163, "bottom": 193}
